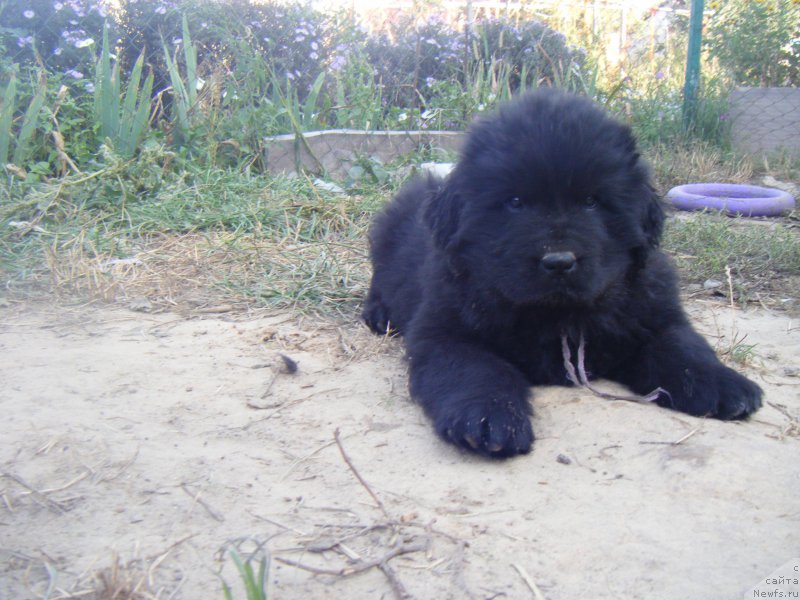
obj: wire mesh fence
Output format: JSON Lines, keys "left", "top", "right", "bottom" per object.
{"left": 728, "top": 87, "right": 800, "bottom": 157}
{"left": 1, "top": 0, "right": 686, "bottom": 97}
{"left": 1, "top": 0, "right": 798, "bottom": 177}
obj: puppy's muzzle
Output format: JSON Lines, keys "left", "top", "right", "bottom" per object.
{"left": 541, "top": 251, "right": 577, "bottom": 274}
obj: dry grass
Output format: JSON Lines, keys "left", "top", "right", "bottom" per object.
{"left": 4, "top": 145, "right": 798, "bottom": 319}
{"left": 43, "top": 232, "right": 371, "bottom": 318}
{"left": 46, "top": 548, "right": 185, "bottom": 600}
{"left": 647, "top": 143, "right": 755, "bottom": 191}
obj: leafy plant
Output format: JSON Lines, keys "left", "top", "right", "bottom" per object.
{"left": 94, "top": 24, "right": 154, "bottom": 158}
{"left": 0, "top": 71, "right": 17, "bottom": 165}
{"left": 6, "top": 68, "right": 48, "bottom": 168}
{"left": 162, "top": 14, "right": 199, "bottom": 141}
{"left": 706, "top": 0, "right": 800, "bottom": 86}
{"left": 15, "top": 72, "right": 47, "bottom": 166}
{"left": 220, "top": 547, "right": 268, "bottom": 600}
{"left": 472, "top": 18, "right": 586, "bottom": 92}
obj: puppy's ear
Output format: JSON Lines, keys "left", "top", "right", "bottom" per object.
{"left": 619, "top": 125, "right": 664, "bottom": 248}
{"left": 642, "top": 185, "right": 665, "bottom": 248}
{"left": 617, "top": 124, "right": 641, "bottom": 167}
{"left": 423, "top": 179, "right": 462, "bottom": 249}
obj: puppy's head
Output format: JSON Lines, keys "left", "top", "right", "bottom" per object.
{"left": 425, "top": 88, "right": 663, "bottom": 308}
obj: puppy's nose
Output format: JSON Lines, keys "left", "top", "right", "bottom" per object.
{"left": 541, "top": 251, "right": 577, "bottom": 273}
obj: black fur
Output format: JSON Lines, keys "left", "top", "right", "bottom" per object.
{"left": 362, "top": 89, "right": 762, "bottom": 458}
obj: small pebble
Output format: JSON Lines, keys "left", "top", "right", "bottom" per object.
{"left": 556, "top": 453, "right": 572, "bottom": 465}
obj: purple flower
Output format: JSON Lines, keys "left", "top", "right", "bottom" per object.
{"left": 17, "top": 35, "right": 34, "bottom": 47}
{"left": 719, "top": 112, "right": 729, "bottom": 121}
{"left": 23, "top": 9, "right": 35, "bottom": 18}
{"left": 66, "top": 69, "right": 84, "bottom": 79}
{"left": 655, "top": 70, "right": 665, "bottom": 80}
{"left": 330, "top": 55, "right": 346, "bottom": 71}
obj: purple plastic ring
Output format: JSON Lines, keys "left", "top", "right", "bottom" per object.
{"left": 665, "top": 183, "right": 796, "bottom": 217}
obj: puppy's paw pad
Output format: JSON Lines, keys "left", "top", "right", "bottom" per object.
{"left": 440, "top": 402, "right": 533, "bottom": 458}
{"left": 714, "top": 368, "right": 762, "bottom": 420}
{"left": 361, "top": 299, "right": 393, "bottom": 335}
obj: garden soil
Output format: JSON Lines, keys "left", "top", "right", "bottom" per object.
{"left": 1, "top": 299, "right": 798, "bottom": 599}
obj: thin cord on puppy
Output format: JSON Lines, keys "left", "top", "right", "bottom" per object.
{"left": 560, "top": 332, "right": 667, "bottom": 404}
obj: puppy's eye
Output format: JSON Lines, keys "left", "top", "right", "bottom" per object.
{"left": 506, "top": 196, "right": 523, "bottom": 212}
{"left": 584, "top": 195, "right": 598, "bottom": 209}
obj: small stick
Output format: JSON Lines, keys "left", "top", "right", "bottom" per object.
{"left": 180, "top": 484, "right": 225, "bottom": 522}
{"left": 379, "top": 560, "right": 416, "bottom": 600}
{"left": 672, "top": 426, "right": 700, "bottom": 445}
{"left": 274, "top": 541, "right": 426, "bottom": 577}
{"left": 334, "top": 428, "right": 389, "bottom": 519}
{"left": 305, "top": 525, "right": 386, "bottom": 553}
{"left": 19, "top": 470, "right": 89, "bottom": 496}
{"left": 249, "top": 513, "right": 309, "bottom": 536}
{"left": 511, "top": 563, "right": 547, "bottom": 600}
{"left": 639, "top": 426, "right": 702, "bottom": 446}
{"left": 2, "top": 472, "right": 67, "bottom": 514}
{"left": 725, "top": 265, "right": 735, "bottom": 311}
{"left": 260, "top": 369, "right": 279, "bottom": 399}
{"left": 281, "top": 439, "right": 339, "bottom": 481}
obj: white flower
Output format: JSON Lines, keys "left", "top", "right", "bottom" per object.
{"left": 23, "top": 9, "right": 35, "bottom": 18}
{"left": 74, "top": 38, "right": 94, "bottom": 48}
{"left": 54, "top": 2, "right": 63, "bottom": 10}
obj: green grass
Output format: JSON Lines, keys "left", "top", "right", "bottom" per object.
{"left": 221, "top": 547, "right": 269, "bottom": 600}
{"left": 2, "top": 144, "right": 798, "bottom": 315}
{"left": 0, "top": 146, "right": 392, "bottom": 314}
{"left": 663, "top": 212, "right": 800, "bottom": 304}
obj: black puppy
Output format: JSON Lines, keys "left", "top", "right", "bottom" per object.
{"left": 362, "top": 89, "right": 762, "bottom": 457}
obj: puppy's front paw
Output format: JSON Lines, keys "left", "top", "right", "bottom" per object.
{"left": 658, "top": 363, "right": 762, "bottom": 420}
{"left": 361, "top": 295, "right": 393, "bottom": 335}
{"left": 712, "top": 366, "right": 762, "bottom": 419}
{"left": 436, "top": 398, "right": 533, "bottom": 458}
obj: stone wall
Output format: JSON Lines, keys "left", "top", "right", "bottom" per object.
{"left": 263, "top": 129, "right": 465, "bottom": 179}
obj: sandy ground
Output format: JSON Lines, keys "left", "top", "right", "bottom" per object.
{"left": 1, "top": 299, "right": 798, "bottom": 600}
